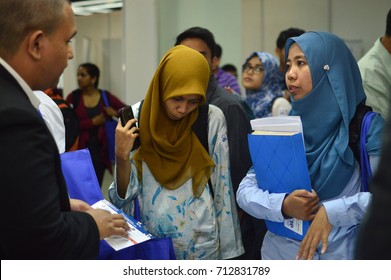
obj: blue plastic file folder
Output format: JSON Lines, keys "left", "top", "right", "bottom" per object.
{"left": 248, "top": 131, "right": 311, "bottom": 240}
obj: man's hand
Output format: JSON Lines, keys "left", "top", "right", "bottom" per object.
{"left": 70, "top": 198, "right": 92, "bottom": 212}
{"left": 86, "top": 209, "right": 130, "bottom": 240}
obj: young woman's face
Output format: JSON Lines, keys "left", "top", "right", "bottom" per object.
{"left": 242, "top": 56, "right": 265, "bottom": 90}
{"left": 164, "top": 94, "right": 202, "bottom": 121}
{"left": 77, "top": 67, "right": 95, "bottom": 89}
{"left": 285, "top": 43, "right": 312, "bottom": 100}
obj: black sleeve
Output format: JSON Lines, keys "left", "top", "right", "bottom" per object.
{"left": 0, "top": 103, "right": 99, "bottom": 259}
{"left": 224, "top": 103, "right": 253, "bottom": 194}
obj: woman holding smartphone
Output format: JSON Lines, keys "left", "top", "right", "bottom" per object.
{"left": 108, "top": 45, "right": 243, "bottom": 260}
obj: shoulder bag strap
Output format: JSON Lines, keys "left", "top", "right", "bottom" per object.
{"left": 360, "top": 111, "right": 377, "bottom": 192}
{"left": 101, "top": 90, "right": 110, "bottom": 107}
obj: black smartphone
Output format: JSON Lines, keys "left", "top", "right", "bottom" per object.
{"left": 118, "top": 106, "right": 140, "bottom": 150}
{"left": 119, "top": 106, "right": 136, "bottom": 127}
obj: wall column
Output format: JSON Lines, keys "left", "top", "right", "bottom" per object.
{"left": 122, "top": 0, "right": 159, "bottom": 105}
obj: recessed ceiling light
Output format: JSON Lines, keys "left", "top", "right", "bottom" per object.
{"left": 71, "top": 0, "right": 122, "bottom": 16}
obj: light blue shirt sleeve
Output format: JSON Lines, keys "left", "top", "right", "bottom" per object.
{"left": 236, "top": 166, "right": 287, "bottom": 222}
{"left": 323, "top": 156, "right": 379, "bottom": 227}
{"left": 323, "top": 192, "right": 371, "bottom": 227}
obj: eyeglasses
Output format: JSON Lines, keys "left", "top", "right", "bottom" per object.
{"left": 243, "top": 64, "right": 264, "bottom": 74}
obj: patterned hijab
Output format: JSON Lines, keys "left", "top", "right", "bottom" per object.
{"left": 243, "top": 52, "right": 283, "bottom": 118}
{"left": 285, "top": 31, "right": 383, "bottom": 200}
{"left": 132, "top": 45, "right": 215, "bottom": 198}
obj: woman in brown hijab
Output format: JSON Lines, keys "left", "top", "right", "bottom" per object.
{"left": 109, "top": 45, "right": 243, "bottom": 259}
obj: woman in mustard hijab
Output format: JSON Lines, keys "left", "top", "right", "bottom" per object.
{"left": 109, "top": 45, "right": 244, "bottom": 260}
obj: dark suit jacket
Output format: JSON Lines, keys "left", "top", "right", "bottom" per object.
{"left": 207, "top": 76, "right": 266, "bottom": 260}
{"left": 0, "top": 65, "right": 99, "bottom": 259}
{"left": 355, "top": 101, "right": 391, "bottom": 259}
{"left": 206, "top": 76, "right": 252, "bottom": 192}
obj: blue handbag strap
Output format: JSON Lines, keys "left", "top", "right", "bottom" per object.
{"left": 360, "top": 111, "right": 376, "bottom": 192}
{"left": 101, "top": 90, "right": 110, "bottom": 107}
{"left": 134, "top": 196, "right": 141, "bottom": 221}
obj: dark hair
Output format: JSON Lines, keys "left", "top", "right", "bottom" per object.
{"left": 222, "top": 63, "right": 237, "bottom": 73}
{"left": 386, "top": 8, "right": 391, "bottom": 36}
{"left": 0, "top": 0, "right": 69, "bottom": 58}
{"left": 175, "top": 27, "right": 217, "bottom": 58}
{"left": 79, "top": 62, "right": 100, "bottom": 88}
{"left": 215, "top": 44, "right": 222, "bottom": 58}
{"left": 276, "top": 27, "right": 306, "bottom": 49}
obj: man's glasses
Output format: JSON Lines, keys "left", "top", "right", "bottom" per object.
{"left": 243, "top": 64, "right": 264, "bottom": 73}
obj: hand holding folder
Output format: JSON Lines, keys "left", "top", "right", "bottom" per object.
{"left": 248, "top": 116, "right": 311, "bottom": 240}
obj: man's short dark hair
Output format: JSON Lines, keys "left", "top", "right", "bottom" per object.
{"left": 276, "top": 27, "right": 306, "bottom": 49}
{"left": 222, "top": 64, "right": 237, "bottom": 73}
{"left": 175, "top": 27, "right": 217, "bottom": 58}
{"left": 386, "top": 8, "right": 391, "bottom": 36}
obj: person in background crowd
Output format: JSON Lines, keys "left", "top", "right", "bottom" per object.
{"left": 66, "top": 62, "right": 126, "bottom": 186}
{"left": 275, "top": 27, "right": 306, "bottom": 100}
{"left": 222, "top": 63, "right": 238, "bottom": 79}
{"left": 358, "top": 8, "right": 391, "bottom": 120}
{"left": 213, "top": 43, "right": 242, "bottom": 95}
{"left": 175, "top": 26, "right": 261, "bottom": 259}
{"left": 242, "top": 51, "right": 291, "bottom": 118}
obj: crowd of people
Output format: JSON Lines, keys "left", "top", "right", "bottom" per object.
{"left": 1, "top": 0, "right": 390, "bottom": 260}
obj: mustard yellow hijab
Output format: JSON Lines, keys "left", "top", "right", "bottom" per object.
{"left": 132, "top": 45, "right": 215, "bottom": 197}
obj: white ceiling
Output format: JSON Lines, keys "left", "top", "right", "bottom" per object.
{"left": 71, "top": 0, "right": 122, "bottom": 16}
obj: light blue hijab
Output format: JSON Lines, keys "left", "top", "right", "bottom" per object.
{"left": 285, "top": 31, "right": 383, "bottom": 200}
{"left": 243, "top": 52, "right": 283, "bottom": 118}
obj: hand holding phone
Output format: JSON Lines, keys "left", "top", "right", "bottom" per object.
{"left": 119, "top": 106, "right": 136, "bottom": 127}
{"left": 118, "top": 106, "right": 140, "bottom": 151}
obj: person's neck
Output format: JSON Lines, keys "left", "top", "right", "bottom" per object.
{"left": 82, "top": 86, "right": 98, "bottom": 95}
{"left": 380, "top": 35, "right": 391, "bottom": 53}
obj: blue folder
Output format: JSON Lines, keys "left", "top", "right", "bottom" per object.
{"left": 60, "top": 149, "right": 176, "bottom": 259}
{"left": 248, "top": 132, "right": 311, "bottom": 240}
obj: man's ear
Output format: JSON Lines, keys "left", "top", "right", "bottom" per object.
{"left": 27, "top": 30, "right": 45, "bottom": 60}
{"left": 211, "top": 56, "right": 219, "bottom": 72}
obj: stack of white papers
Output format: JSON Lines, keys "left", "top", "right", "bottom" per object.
{"left": 250, "top": 116, "right": 303, "bottom": 133}
{"left": 92, "top": 199, "right": 152, "bottom": 251}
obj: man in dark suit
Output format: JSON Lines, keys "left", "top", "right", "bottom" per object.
{"left": 175, "top": 27, "right": 266, "bottom": 259}
{"left": 0, "top": 0, "right": 128, "bottom": 259}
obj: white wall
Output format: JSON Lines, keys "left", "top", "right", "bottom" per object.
{"left": 63, "top": 11, "right": 122, "bottom": 100}
{"left": 159, "top": 0, "right": 242, "bottom": 84}
{"left": 64, "top": 0, "right": 390, "bottom": 102}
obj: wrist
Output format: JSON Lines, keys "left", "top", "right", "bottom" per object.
{"left": 281, "top": 193, "right": 292, "bottom": 219}
{"left": 116, "top": 153, "right": 130, "bottom": 163}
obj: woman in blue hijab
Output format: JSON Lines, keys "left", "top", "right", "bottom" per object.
{"left": 242, "top": 52, "right": 291, "bottom": 118}
{"left": 237, "top": 32, "right": 384, "bottom": 259}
